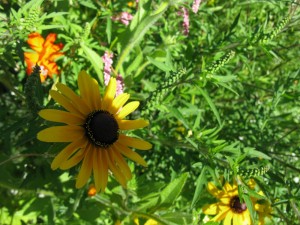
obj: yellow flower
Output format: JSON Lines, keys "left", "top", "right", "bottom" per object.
{"left": 37, "top": 71, "right": 152, "bottom": 192}
{"left": 254, "top": 191, "right": 272, "bottom": 225}
{"left": 202, "top": 182, "right": 252, "bottom": 225}
{"left": 134, "top": 218, "right": 158, "bottom": 225}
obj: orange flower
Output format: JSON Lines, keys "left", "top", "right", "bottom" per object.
{"left": 87, "top": 184, "right": 97, "bottom": 197}
{"left": 24, "top": 32, "right": 64, "bottom": 82}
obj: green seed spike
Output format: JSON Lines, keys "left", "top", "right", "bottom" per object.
{"left": 83, "top": 22, "right": 91, "bottom": 40}
{"left": 205, "top": 50, "right": 235, "bottom": 74}
{"left": 24, "top": 65, "right": 44, "bottom": 115}
{"left": 142, "top": 68, "right": 187, "bottom": 115}
{"left": 237, "top": 165, "right": 270, "bottom": 178}
{"left": 260, "top": 15, "right": 291, "bottom": 44}
{"left": 24, "top": 6, "right": 40, "bottom": 31}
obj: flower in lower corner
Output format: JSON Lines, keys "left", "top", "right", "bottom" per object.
{"left": 24, "top": 32, "right": 64, "bottom": 82}
{"left": 202, "top": 181, "right": 253, "bottom": 225}
{"left": 254, "top": 192, "right": 272, "bottom": 225}
{"left": 134, "top": 218, "right": 158, "bottom": 225}
{"left": 37, "top": 71, "right": 152, "bottom": 192}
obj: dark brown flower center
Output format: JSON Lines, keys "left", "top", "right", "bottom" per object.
{"left": 230, "top": 196, "right": 247, "bottom": 213}
{"left": 84, "top": 110, "right": 119, "bottom": 148}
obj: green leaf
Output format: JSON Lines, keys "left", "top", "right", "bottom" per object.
{"left": 81, "top": 43, "right": 104, "bottom": 84}
{"left": 213, "top": 75, "right": 236, "bottom": 83}
{"left": 106, "top": 17, "right": 112, "bottom": 43}
{"left": 39, "top": 24, "right": 65, "bottom": 30}
{"left": 78, "top": 0, "right": 97, "bottom": 9}
{"left": 191, "top": 166, "right": 207, "bottom": 207}
{"left": 229, "top": 11, "right": 241, "bottom": 33}
{"left": 115, "top": 1, "right": 170, "bottom": 73}
{"left": 243, "top": 193, "right": 255, "bottom": 223}
{"left": 161, "top": 212, "right": 193, "bottom": 225}
{"left": 168, "top": 107, "right": 189, "bottom": 128}
{"left": 243, "top": 147, "right": 271, "bottom": 160}
{"left": 159, "top": 172, "right": 189, "bottom": 208}
{"left": 198, "top": 87, "right": 222, "bottom": 126}
{"left": 136, "top": 173, "right": 189, "bottom": 212}
{"left": 126, "top": 46, "right": 144, "bottom": 75}
{"left": 147, "top": 56, "right": 172, "bottom": 72}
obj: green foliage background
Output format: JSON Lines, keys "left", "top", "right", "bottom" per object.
{"left": 0, "top": 0, "right": 300, "bottom": 224}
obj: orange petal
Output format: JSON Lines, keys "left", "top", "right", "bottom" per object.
{"left": 27, "top": 32, "right": 44, "bottom": 52}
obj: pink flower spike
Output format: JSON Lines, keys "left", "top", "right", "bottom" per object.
{"left": 180, "top": 7, "right": 189, "bottom": 36}
{"left": 116, "top": 74, "right": 124, "bottom": 96}
{"left": 102, "top": 51, "right": 113, "bottom": 86}
{"left": 112, "top": 12, "right": 133, "bottom": 26}
{"left": 192, "top": 0, "right": 202, "bottom": 14}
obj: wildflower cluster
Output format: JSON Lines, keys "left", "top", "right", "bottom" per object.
{"left": 0, "top": 1, "right": 299, "bottom": 225}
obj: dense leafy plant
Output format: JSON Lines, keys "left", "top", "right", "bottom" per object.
{"left": 0, "top": 0, "right": 300, "bottom": 224}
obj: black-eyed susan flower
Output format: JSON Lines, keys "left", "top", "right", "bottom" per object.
{"left": 202, "top": 181, "right": 253, "bottom": 225}
{"left": 134, "top": 218, "right": 158, "bottom": 225}
{"left": 254, "top": 192, "right": 272, "bottom": 225}
{"left": 37, "top": 71, "right": 152, "bottom": 192}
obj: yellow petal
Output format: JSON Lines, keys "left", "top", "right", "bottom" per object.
{"left": 51, "top": 137, "right": 87, "bottom": 170}
{"left": 114, "top": 142, "right": 147, "bottom": 167}
{"left": 56, "top": 83, "right": 92, "bottom": 114}
{"left": 93, "top": 149, "right": 101, "bottom": 192}
{"left": 247, "top": 179, "right": 256, "bottom": 189}
{"left": 78, "top": 71, "right": 97, "bottom": 109}
{"left": 233, "top": 214, "right": 240, "bottom": 225}
{"left": 118, "top": 119, "right": 149, "bottom": 130}
{"left": 144, "top": 219, "right": 158, "bottom": 225}
{"left": 102, "top": 77, "right": 116, "bottom": 110}
{"left": 241, "top": 210, "right": 252, "bottom": 225}
{"left": 37, "top": 125, "right": 84, "bottom": 142}
{"left": 202, "top": 203, "right": 219, "bottom": 215}
{"left": 110, "top": 93, "right": 130, "bottom": 114}
{"left": 90, "top": 77, "right": 102, "bottom": 110}
{"left": 223, "top": 212, "right": 232, "bottom": 225}
{"left": 107, "top": 149, "right": 127, "bottom": 187}
{"left": 207, "top": 182, "right": 222, "bottom": 198}
{"left": 220, "top": 196, "right": 232, "bottom": 205}
{"left": 119, "top": 134, "right": 152, "bottom": 150}
{"left": 76, "top": 145, "right": 93, "bottom": 188}
{"left": 212, "top": 208, "right": 230, "bottom": 222}
{"left": 116, "top": 101, "right": 139, "bottom": 120}
{"left": 224, "top": 182, "right": 234, "bottom": 193}
{"left": 98, "top": 150, "right": 108, "bottom": 192}
{"left": 60, "top": 148, "right": 85, "bottom": 170}
{"left": 78, "top": 71, "right": 91, "bottom": 99}
{"left": 39, "top": 109, "right": 84, "bottom": 125}
{"left": 49, "top": 90, "right": 83, "bottom": 116}
{"left": 111, "top": 146, "right": 132, "bottom": 180}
